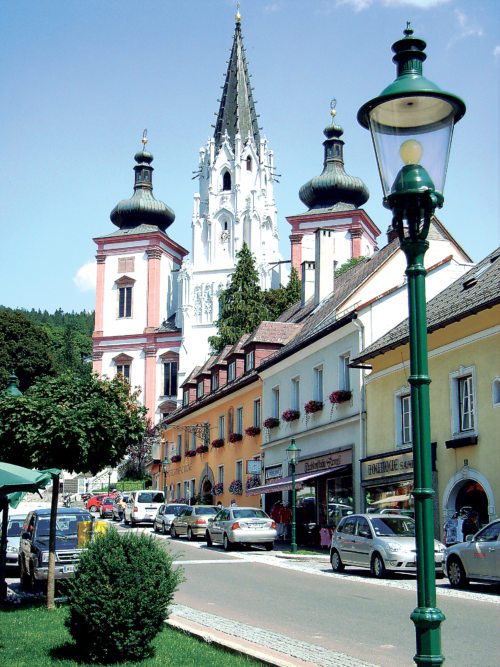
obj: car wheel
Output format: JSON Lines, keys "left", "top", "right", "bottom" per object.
{"left": 89, "top": 506, "right": 99, "bottom": 514}
{"left": 206, "top": 531, "right": 213, "bottom": 547}
{"left": 130, "top": 517, "right": 136, "bottom": 527}
{"left": 171, "top": 526, "right": 177, "bottom": 538}
{"left": 371, "top": 553, "right": 387, "bottom": 579}
{"left": 162, "top": 522, "right": 168, "bottom": 535}
{"left": 153, "top": 522, "right": 159, "bottom": 533}
{"left": 330, "top": 549, "right": 345, "bottom": 573}
{"left": 436, "top": 571, "right": 445, "bottom": 580}
{"left": 123, "top": 514, "right": 129, "bottom": 525}
{"left": 264, "top": 542, "right": 274, "bottom": 551}
{"left": 223, "top": 534, "right": 232, "bottom": 551}
{"left": 447, "top": 557, "right": 468, "bottom": 588}
{"left": 187, "top": 527, "right": 195, "bottom": 541}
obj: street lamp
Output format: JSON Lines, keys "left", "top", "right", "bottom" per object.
{"left": 358, "top": 24, "right": 465, "bottom": 666}
{"left": 286, "top": 439, "right": 301, "bottom": 554}
{"left": 161, "top": 456, "right": 169, "bottom": 501}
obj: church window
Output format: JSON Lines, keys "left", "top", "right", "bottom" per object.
{"left": 116, "top": 364, "right": 130, "bottom": 382}
{"left": 246, "top": 156, "right": 252, "bottom": 171}
{"left": 118, "top": 286, "right": 132, "bottom": 318}
{"left": 118, "top": 257, "right": 134, "bottom": 273}
{"left": 163, "top": 361, "right": 178, "bottom": 396}
{"left": 222, "top": 171, "right": 232, "bottom": 191}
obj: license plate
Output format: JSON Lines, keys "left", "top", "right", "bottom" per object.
{"left": 249, "top": 523, "right": 265, "bottom": 529}
{"left": 63, "top": 565, "right": 75, "bottom": 574}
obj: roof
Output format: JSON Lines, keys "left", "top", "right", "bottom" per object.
{"left": 353, "top": 247, "right": 500, "bottom": 363}
{"left": 242, "top": 321, "right": 302, "bottom": 347}
{"left": 156, "top": 314, "right": 180, "bottom": 333}
{"left": 213, "top": 19, "right": 261, "bottom": 155}
{"left": 180, "top": 366, "right": 201, "bottom": 388}
{"left": 30, "top": 508, "right": 91, "bottom": 516}
{"left": 211, "top": 345, "right": 234, "bottom": 368}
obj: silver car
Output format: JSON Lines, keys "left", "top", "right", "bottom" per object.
{"left": 330, "top": 513, "right": 445, "bottom": 578}
{"left": 205, "top": 507, "right": 277, "bottom": 551}
{"left": 170, "top": 506, "right": 219, "bottom": 540}
{"left": 445, "top": 519, "right": 500, "bottom": 588}
{"left": 3, "top": 514, "right": 25, "bottom": 567}
{"left": 153, "top": 503, "right": 189, "bottom": 534}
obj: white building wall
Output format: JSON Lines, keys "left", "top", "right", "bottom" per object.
{"left": 102, "top": 250, "right": 149, "bottom": 336}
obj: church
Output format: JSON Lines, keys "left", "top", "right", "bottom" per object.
{"left": 91, "top": 12, "right": 377, "bottom": 424}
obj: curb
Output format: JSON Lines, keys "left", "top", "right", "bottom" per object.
{"left": 275, "top": 553, "right": 329, "bottom": 562}
{"left": 167, "top": 614, "right": 314, "bottom": 667}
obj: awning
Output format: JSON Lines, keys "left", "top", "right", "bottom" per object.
{"left": 246, "top": 465, "right": 348, "bottom": 496}
{"left": 371, "top": 493, "right": 411, "bottom": 506}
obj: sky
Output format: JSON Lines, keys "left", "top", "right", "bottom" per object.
{"left": 0, "top": 0, "right": 498, "bottom": 313}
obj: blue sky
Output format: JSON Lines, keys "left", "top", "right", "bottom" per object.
{"left": 1, "top": 0, "right": 498, "bottom": 313}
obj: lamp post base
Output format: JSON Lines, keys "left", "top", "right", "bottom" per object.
{"left": 411, "top": 606, "right": 446, "bottom": 666}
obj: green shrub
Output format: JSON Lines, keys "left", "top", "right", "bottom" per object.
{"left": 66, "top": 528, "right": 183, "bottom": 663}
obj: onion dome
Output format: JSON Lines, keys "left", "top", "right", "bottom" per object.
{"left": 110, "top": 140, "right": 175, "bottom": 231}
{"left": 299, "top": 102, "right": 369, "bottom": 212}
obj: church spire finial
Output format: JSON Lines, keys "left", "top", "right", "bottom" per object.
{"left": 235, "top": 1, "right": 241, "bottom": 24}
{"left": 141, "top": 128, "right": 148, "bottom": 149}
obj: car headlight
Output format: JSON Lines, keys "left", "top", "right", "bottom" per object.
{"left": 42, "top": 552, "right": 50, "bottom": 563}
{"left": 386, "top": 542, "right": 404, "bottom": 553}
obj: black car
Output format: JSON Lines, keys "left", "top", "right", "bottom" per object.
{"left": 18, "top": 508, "right": 92, "bottom": 590}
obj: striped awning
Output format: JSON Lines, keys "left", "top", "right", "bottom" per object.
{"left": 246, "top": 465, "right": 348, "bottom": 495}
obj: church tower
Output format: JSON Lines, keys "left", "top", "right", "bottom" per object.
{"left": 92, "top": 137, "right": 188, "bottom": 423}
{"left": 177, "top": 12, "right": 281, "bottom": 379}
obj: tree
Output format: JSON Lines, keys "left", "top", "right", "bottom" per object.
{"left": 0, "top": 310, "right": 56, "bottom": 391}
{"left": 208, "top": 243, "right": 268, "bottom": 353}
{"left": 0, "top": 371, "right": 147, "bottom": 608}
{"left": 262, "top": 267, "right": 301, "bottom": 319}
{"left": 335, "top": 256, "right": 366, "bottom": 277}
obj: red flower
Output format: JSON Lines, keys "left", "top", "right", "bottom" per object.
{"left": 304, "top": 400, "right": 323, "bottom": 414}
{"left": 282, "top": 409, "right": 300, "bottom": 422}
{"left": 229, "top": 432, "right": 243, "bottom": 443}
{"left": 245, "top": 426, "right": 261, "bottom": 437}
{"left": 329, "top": 390, "right": 352, "bottom": 404}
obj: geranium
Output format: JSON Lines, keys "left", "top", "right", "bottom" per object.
{"left": 329, "top": 390, "right": 352, "bottom": 404}
{"left": 212, "top": 482, "right": 224, "bottom": 496}
{"left": 185, "top": 449, "right": 197, "bottom": 458}
{"left": 264, "top": 417, "right": 280, "bottom": 429}
{"left": 170, "top": 455, "right": 181, "bottom": 463}
{"left": 245, "top": 426, "right": 261, "bottom": 437}
{"left": 282, "top": 409, "right": 300, "bottom": 422}
{"left": 229, "top": 479, "right": 243, "bottom": 495}
{"left": 211, "top": 438, "right": 225, "bottom": 448}
{"left": 304, "top": 400, "right": 323, "bottom": 414}
{"left": 245, "top": 475, "right": 261, "bottom": 491}
{"left": 229, "top": 432, "right": 243, "bottom": 443}
{"left": 196, "top": 444, "right": 209, "bottom": 454}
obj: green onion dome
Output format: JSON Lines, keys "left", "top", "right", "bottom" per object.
{"left": 110, "top": 149, "right": 175, "bottom": 231}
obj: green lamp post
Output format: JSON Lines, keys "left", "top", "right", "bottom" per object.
{"left": 286, "top": 439, "right": 301, "bottom": 554}
{"left": 358, "top": 24, "right": 465, "bottom": 666}
{"left": 162, "top": 456, "right": 169, "bottom": 501}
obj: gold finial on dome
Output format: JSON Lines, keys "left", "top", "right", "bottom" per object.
{"left": 141, "top": 128, "right": 148, "bottom": 148}
{"left": 330, "top": 98, "right": 337, "bottom": 120}
{"left": 235, "top": 1, "right": 241, "bottom": 23}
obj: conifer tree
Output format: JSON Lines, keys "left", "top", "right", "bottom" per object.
{"left": 208, "top": 243, "right": 267, "bottom": 353}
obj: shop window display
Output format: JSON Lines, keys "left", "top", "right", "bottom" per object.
{"left": 365, "top": 481, "right": 414, "bottom": 516}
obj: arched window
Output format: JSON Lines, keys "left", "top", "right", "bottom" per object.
{"left": 222, "top": 171, "right": 231, "bottom": 191}
{"left": 246, "top": 156, "right": 252, "bottom": 171}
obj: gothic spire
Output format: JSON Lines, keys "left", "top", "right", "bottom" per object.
{"left": 213, "top": 13, "right": 261, "bottom": 155}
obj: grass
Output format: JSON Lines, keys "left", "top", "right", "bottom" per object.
{"left": 0, "top": 604, "right": 265, "bottom": 666}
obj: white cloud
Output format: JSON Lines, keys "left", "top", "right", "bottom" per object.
{"left": 331, "top": 0, "right": 450, "bottom": 12}
{"left": 263, "top": 2, "right": 282, "bottom": 13}
{"left": 74, "top": 261, "right": 96, "bottom": 292}
{"left": 494, "top": 45, "right": 500, "bottom": 61}
{"left": 448, "top": 9, "right": 483, "bottom": 47}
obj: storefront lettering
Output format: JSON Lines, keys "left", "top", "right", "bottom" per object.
{"left": 298, "top": 449, "right": 352, "bottom": 475}
{"left": 362, "top": 452, "right": 413, "bottom": 481}
{"left": 304, "top": 456, "right": 341, "bottom": 473}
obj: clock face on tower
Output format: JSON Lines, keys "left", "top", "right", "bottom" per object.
{"left": 220, "top": 230, "right": 230, "bottom": 243}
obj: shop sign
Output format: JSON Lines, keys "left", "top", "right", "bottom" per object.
{"left": 297, "top": 449, "right": 352, "bottom": 475}
{"left": 265, "top": 465, "right": 282, "bottom": 481}
{"left": 362, "top": 451, "right": 413, "bottom": 481}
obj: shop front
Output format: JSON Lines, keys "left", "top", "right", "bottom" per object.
{"left": 361, "top": 449, "right": 414, "bottom": 515}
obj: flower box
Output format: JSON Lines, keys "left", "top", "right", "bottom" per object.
{"left": 213, "top": 482, "right": 224, "bottom": 496}
{"left": 185, "top": 449, "right": 197, "bottom": 458}
{"left": 264, "top": 417, "right": 280, "bottom": 429}
{"left": 229, "top": 432, "right": 243, "bottom": 443}
{"left": 245, "top": 426, "right": 261, "bottom": 437}
{"left": 211, "top": 438, "right": 225, "bottom": 449}
{"left": 304, "top": 400, "right": 323, "bottom": 414}
{"left": 329, "top": 390, "right": 352, "bottom": 405}
{"left": 196, "top": 444, "right": 209, "bottom": 454}
{"left": 170, "top": 455, "right": 181, "bottom": 463}
{"left": 282, "top": 409, "right": 300, "bottom": 422}
{"left": 245, "top": 475, "right": 261, "bottom": 492}
{"left": 229, "top": 480, "right": 243, "bottom": 495}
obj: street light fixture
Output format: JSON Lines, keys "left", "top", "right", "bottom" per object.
{"left": 286, "top": 439, "right": 301, "bottom": 554}
{"left": 358, "top": 24, "right": 465, "bottom": 667}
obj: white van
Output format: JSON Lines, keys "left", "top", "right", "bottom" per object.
{"left": 124, "top": 490, "right": 165, "bottom": 526}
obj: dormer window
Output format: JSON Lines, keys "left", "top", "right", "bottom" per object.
{"left": 222, "top": 170, "right": 232, "bottom": 191}
{"left": 228, "top": 361, "right": 236, "bottom": 382}
{"left": 245, "top": 350, "right": 254, "bottom": 371}
{"left": 183, "top": 390, "right": 189, "bottom": 406}
{"left": 197, "top": 381, "right": 204, "bottom": 399}
{"left": 211, "top": 373, "right": 219, "bottom": 391}
{"left": 246, "top": 156, "right": 252, "bottom": 171}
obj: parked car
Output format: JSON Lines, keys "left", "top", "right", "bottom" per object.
{"left": 86, "top": 493, "right": 108, "bottom": 514}
{"left": 123, "top": 490, "right": 165, "bottom": 526}
{"left": 330, "top": 513, "right": 445, "bottom": 578}
{"left": 153, "top": 503, "right": 189, "bottom": 534}
{"left": 205, "top": 507, "right": 277, "bottom": 551}
{"left": 170, "top": 505, "right": 218, "bottom": 540}
{"left": 99, "top": 496, "right": 115, "bottom": 519}
{"left": 445, "top": 519, "right": 500, "bottom": 588}
{"left": 18, "top": 508, "right": 93, "bottom": 590}
{"left": 2, "top": 514, "right": 26, "bottom": 567}
{"left": 112, "top": 495, "right": 129, "bottom": 522}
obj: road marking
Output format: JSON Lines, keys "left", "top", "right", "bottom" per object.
{"left": 173, "top": 559, "right": 247, "bottom": 565}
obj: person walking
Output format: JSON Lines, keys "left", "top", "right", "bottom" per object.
{"left": 270, "top": 501, "right": 284, "bottom": 540}
{"left": 462, "top": 510, "right": 479, "bottom": 540}
{"left": 281, "top": 503, "right": 292, "bottom": 541}
{"left": 443, "top": 512, "right": 459, "bottom": 546}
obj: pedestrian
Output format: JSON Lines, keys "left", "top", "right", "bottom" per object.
{"left": 230, "top": 499, "right": 237, "bottom": 507}
{"left": 462, "top": 510, "right": 479, "bottom": 540}
{"left": 270, "top": 501, "right": 283, "bottom": 540}
{"left": 216, "top": 501, "right": 223, "bottom": 510}
{"left": 281, "top": 502, "right": 292, "bottom": 541}
{"left": 443, "top": 512, "right": 459, "bottom": 546}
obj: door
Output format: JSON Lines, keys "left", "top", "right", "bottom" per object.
{"left": 177, "top": 508, "right": 192, "bottom": 535}
{"left": 335, "top": 516, "right": 357, "bottom": 564}
{"left": 211, "top": 510, "right": 229, "bottom": 544}
{"left": 354, "top": 517, "right": 374, "bottom": 567}
{"left": 469, "top": 522, "right": 500, "bottom": 579}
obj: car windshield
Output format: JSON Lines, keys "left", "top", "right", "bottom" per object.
{"left": 7, "top": 519, "right": 24, "bottom": 537}
{"left": 36, "top": 514, "right": 91, "bottom": 540}
{"left": 195, "top": 507, "right": 218, "bottom": 515}
{"left": 233, "top": 509, "right": 267, "bottom": 519}
{"left": 168, "top": 505, "right": 187, "bottom": 516}
{"left": 370, "top": 517, "right": 415, "bottom": 537}
{"left": 138, "top": 492, "right": 164, "bottom": 503}
{"left": 103, "top": 497, "right": 114, "bottom": 504}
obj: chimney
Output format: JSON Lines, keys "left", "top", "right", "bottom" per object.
{"left": 314, "top": 229, "right": 335, "bottom": 306}
{"left": 301, "top": 261, "right": 315, "bottom": 306}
